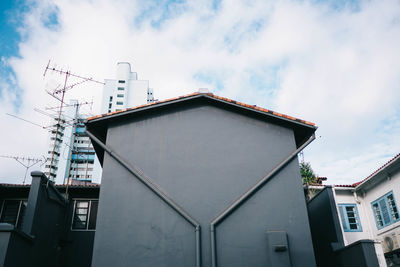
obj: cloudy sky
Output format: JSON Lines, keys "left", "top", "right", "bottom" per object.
{"left": 1, "top": 0, "right": 399, "bottom": 185}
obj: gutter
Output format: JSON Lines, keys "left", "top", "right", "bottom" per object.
{"left": 210, "top": 134, "right": 315, "bottom": 267}
{"left": 86, "top": 130, "right": 202, "bottom": 267}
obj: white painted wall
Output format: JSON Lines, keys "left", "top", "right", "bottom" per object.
{"left": 334, "top": 166, "right": 400, "bottom": 244}
{"left": 332, "top": 162, "right": 400, "bottom": 267}
{"left": 127, "top": 80, "right": 149, "bottom": 107}
{"left": 101, "top": 62, "right": 150, "bottom": 114}
{"left": 360, "top": 171, "right": 400, "bottom": 244}
{"left": 333, "top": 188, "right": 372, "bottom": 245}
{"left": 101, "top": 79, "right": 116, "bottom": 114}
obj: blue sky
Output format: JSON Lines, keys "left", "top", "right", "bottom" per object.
{"left": 0, "top": 0, "right": 23, "bottom": 106}
{"left": 0, "top": 0, "right": 23, "bottom": 58}
{"left": 1, "top": 0, "right": 400, "bottom": 184}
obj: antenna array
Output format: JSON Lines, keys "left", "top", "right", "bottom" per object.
{"left": 0, "top": 155, "right": 46, "bottom": 184}
{"left": 43, "top": 60, "right": 103, "bottom": 191}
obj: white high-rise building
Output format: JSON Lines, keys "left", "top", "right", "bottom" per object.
{"left": 44, "top": 62, "right": 153, "bottom": 184}
{"left": 101, "top": 62, "right": 154, "bottom": 114}
{"left": 43, "top": 100, "right": 101, "bottom": 184}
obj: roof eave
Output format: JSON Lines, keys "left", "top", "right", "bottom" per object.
{"left": 355, "top": 156, "right": 400, "bottom": 191}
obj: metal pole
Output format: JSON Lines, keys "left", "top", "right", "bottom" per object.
{"left": 48, "top": 72, "right": 69, "bottom": 184}
{"left": 210, "top": 134, "right": 315, "bottom": 267}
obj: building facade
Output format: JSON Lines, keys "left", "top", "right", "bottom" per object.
{"left": 308, "top": 153, "right": 400, "bottom": 266}
{"left": 44, "top": 62, "right": 154, "bottom": 184}
{"left": 333, "top": 154, "right": 400, "bottom": 266}
{"left": 87, "top": 91, "right": 318, "bottom": 267}
{"left": 43, "top": 100, "right": 80, "bottom": 182}
{"left": 43, "top": 100, "right": 101, "bottom": 184}
{"left": 101, "top": 62, "right": 154, "bottom": 114}
{"left": 64, "top": 117, "right": 98, "bottom": 183}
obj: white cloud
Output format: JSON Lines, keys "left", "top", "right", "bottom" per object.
{"left": 1, "top": 0, "right": 400, "bottom": 184}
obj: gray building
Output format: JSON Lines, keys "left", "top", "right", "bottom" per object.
{"left": 86, "top": 91, "right": 318, "bottom": 267}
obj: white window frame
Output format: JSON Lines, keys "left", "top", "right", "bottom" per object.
{"left": 71, "top": 199, "right": 99, "bottom": 231}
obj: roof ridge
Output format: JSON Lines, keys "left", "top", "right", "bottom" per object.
{"left": 87, "top": 92, "right": 316, "bottom": 127}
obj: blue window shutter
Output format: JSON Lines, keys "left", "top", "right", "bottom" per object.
{"left": 379, "top": 198, "right": 391, "bottom": 226}
{"left": 339, "top": 205, "right": 349, "bottom": 231}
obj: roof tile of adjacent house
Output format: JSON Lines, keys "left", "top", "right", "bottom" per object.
{"left": 87, "top": 92, "right": 316, "bottom": 127}
{"left": 0, "top": 183, "right": 100, "bottom": 188}
{"left": 332, "top": 153, "right": 400, "bottom": 188}
{"left": 351, "top": 152, "right": 400, "bottom": 187}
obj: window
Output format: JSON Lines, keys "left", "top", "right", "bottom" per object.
{"left": 371, "top": 191, "right": 400, "bottom": 230}
{"left": 109, "top": 96, "right": 113, "bottom": 101}
{"left": 117, "top": 87, "right": 124, "bottom": 90}
{"left": 0, "top": 200, "right": 27, "bottom": 229}
{"left": 116, "top": 101, "right": 123, "bottom": 105}
{"left": 118, "top": 80, "right": 125, "bottom": 83}
{"left": 338, "top": 204, "right": 362, "bottom": 232}
{"left": 72, "top": 200, "right": 98, "bottom": 230}
{"left": 117, "top": 94, "right": 124, "bottom": 98}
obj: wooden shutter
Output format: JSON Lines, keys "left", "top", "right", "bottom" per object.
{"left": 379, "top": 198, "right": 391, "bottom": 226}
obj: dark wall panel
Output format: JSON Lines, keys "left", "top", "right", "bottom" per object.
{"left": 307, "top": 187, "right": 344, "bottom": 267}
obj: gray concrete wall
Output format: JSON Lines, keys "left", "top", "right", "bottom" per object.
{"left": 92, "top": 103, "right": 316, "bottom": 267}
{"left": 335, "top": 240, "right": 380, "bottom": 267}
{"left": 307, "top": 187, "right": 344, "bottom": 267}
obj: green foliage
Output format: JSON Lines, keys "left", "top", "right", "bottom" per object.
{"left": 300, "top": 162, "right": 317, "bottom": 185}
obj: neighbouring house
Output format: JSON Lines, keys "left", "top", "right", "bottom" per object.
{"left": 308, "top": 153, "right": 400, "bottom": 267}
{"left": 0, "top": 173, "right": 99, "bottom": 267}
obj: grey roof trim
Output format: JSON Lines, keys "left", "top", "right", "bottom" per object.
{"left": 87, "top": 93, "right": 317, "bottom": 130}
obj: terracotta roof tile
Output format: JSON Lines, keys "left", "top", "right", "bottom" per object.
{"left": 332, "top": 153, "right": 400, "bottom": 188}
{"left": 352, "top": 153, "right": 400, "bottom": 187}
{"left": 0, "top": 183, "right": 100, "bottom": 188}
{"left": 335, "top": 184, "right": 355, "bottom": 188}
{"left": 87, "top": 92, "right": 316, "bottom": 127}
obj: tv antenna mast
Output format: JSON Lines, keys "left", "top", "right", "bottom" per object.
{"left": 0, "top": 155, "right": 46, "bottom": 184}
{"left": 43, "top": 60, "right": 104, "bottom": 183}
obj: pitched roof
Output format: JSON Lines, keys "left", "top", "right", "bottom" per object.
{"left": 353, "top": 153, "right": 400, "bottom": 188}
{"left": 86, "top": 92, "right": 317, "bottom": 165}
{"left": 87, "top": 92, "right": 315, "bottom": 127}
{"left": 332, "top": 153, "right": 400, "bottom": 189}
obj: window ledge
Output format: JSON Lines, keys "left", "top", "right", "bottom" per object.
{"left": 376, "top": 221, "right": 400, "bottom": 236}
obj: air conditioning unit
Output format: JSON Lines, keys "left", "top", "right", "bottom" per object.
{"left": 381, "top": 230, "right": 400, "bottom": 254}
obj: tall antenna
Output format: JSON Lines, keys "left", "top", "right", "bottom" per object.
{"left": 0, "top": 155, "right": 46, "bottom": 184}
{"left": 299, "top": 151, "right": 305, "bottom": 163}
{"left": 43, "top": 61, "right": 104, "bottom": 187}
